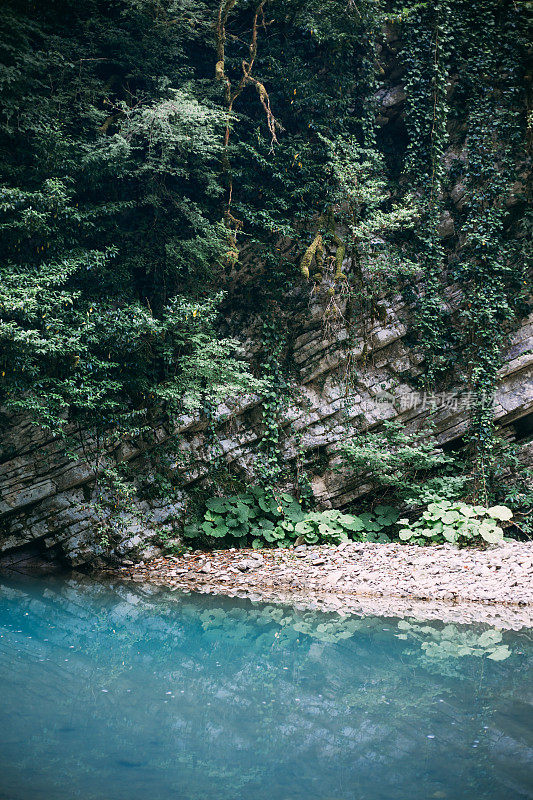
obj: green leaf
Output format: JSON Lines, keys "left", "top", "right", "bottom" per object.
{"left": 458, "top": 505, "right": 476, "bottom": 518}
{"left": 487, "top": 505, "right": 513, "bottom": 521}
{"left": 284, "top": 501, "right": 304, "bottom": 517}
{"left": 472, "top": 505, "right": 487, "bottom": 516}
{"left": 231, "top": 526, "right": 249, "bottom": 539}
{"left": 441, "top": 511, "right": 461, "bottom": 524}
{"left": 428, "top": 501, "right": 451, "bottom": 513}
{"left": 442, "top": 527, "right": 458, "bottom": 543}
{"left": 201, "top": 521, "right": 216, "bottom": 535}
{"left": 206, "top": 498, "right": 227, "bottom": 513}
{"left": 478, "top": 524, "right": 504, "bottom": 543}
{"left": 340, "top": 516, "right": 365, "bottom": 531}
{"left": 258, "top": 496, "right": 278, "bottom": 514}
{"left": 295, "top": 521, "right": 312, "bottom": 535}
{"left": 374, "top": 505, "right": 400, "bottom": 523}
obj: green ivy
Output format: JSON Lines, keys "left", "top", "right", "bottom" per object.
{"left": 255, "top": 318, "right": 289, "bottom": 491}
{"left": 338, "top": 420, "right": 462, "bottom": 505}
{"left": 397, "top": 0, "right": 529, "bottom": 500}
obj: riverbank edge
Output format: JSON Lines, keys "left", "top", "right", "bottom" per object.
{"left": 105, "top": 540, "right": 533, "bottom": 630}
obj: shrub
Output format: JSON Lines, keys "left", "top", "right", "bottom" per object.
{"left": 397, "top": 501, "right": 512, "bottom": 546}
{"left": 183, "top": 488, "right": 400, "bottom": 549}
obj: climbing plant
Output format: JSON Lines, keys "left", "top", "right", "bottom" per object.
{"left": 255, "top": 317, "right": 289, "bottom": 492}
{"left": 395, "top": 0, "right": 530, "bottom": 502}
{"left": 396, "top": 0, "right": 456, "bottom": 386}
{"left": 451, "top": 0, "right": 529, "bottom": 500}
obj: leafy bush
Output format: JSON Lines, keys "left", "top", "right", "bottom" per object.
{"left": 348, "top": 505, "right": 401, "bottom": 542}
{"left": 183, "top": 488, "right": 400, "bottom": 549}
{"left": 286, "top": 505, "right": 399, "bottom": 547}
{"left": 183, "top": 487, "right": 298, "bottom": 548}
{"left": 484, "top": 438, "right": 533, "bottom": 539}
{"left": 183, "top": 492, "right": 514, "bottom": 550}
{"left": 338, "top": 421, "right": 464, "bottom": 506}
{"left": 404, "top": 475, "right": 471, "bottom": 508}
{"left": 397, "top": 501, "right": 513, "bottom": 546}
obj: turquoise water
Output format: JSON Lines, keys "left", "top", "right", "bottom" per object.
{"left": 0, "top": 576, "right": 531, "bottom": 800}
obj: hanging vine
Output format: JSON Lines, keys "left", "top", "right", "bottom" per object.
{"left": 398, "top": 0, "right": 529, "bottom": 501}
{"left": 398, "top": 0, "right": 454, "bottom": 388}
{"left": 215, "top": 0, "right": 282, "bottom": 267}
{"left": 453, "top": 0, "right": 528, "bottom": 500}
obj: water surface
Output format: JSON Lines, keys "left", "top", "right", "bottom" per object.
{"left": 0, "top": 575, "right": 531, "bottom": 800}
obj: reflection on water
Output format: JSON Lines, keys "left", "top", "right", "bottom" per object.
{"left": 0, "top": 575, "right": 531, "bottom": 800}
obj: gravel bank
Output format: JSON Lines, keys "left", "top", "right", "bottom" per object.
{"left": 113, "top": 541, "right": 533, "bottom": 629}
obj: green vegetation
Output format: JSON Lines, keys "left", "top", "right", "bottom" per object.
{"left": 177, "top": 484, "right": 515, "bottom": 550}
{"left": 182, "top": 486, "right": 401, "bottom": 548}
{"left": 338, "top": 421, "right": 464, "bottom": 506}
{"left": 397, "top": 501, "right": 513, "bottom": 546}
{"left": 0, "top": 1, "right": 259, "bottom": 434}
{"left": 0, "top": 0, "right": 530, "bottom": 554}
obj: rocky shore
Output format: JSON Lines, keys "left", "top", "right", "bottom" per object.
{"left": 111, "top": 540, "right": 533, "bottom": 630}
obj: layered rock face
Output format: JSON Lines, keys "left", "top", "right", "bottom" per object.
{"left": 1, "top": 291, "right": 531, "bottom": 569}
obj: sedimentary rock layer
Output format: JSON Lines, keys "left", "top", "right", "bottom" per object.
{"left": 0, "top": 299, "right": 531, "bottom": 567}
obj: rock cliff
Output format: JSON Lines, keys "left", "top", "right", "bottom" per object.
{"left": 1, "top": 289, "right": 531, "bottom": 569}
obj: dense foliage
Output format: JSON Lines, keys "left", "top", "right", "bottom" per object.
{"left": 0, "top": 0, "right": 530, "bottom": 550}
{"left": 182, "top": 485, "right": 401, "bottom": 549}
{"left": 0, "top": 0, "right": 258, "bottom": 432}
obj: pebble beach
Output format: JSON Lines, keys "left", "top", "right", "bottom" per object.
{"left": 113, "top": 540, "right": 533, "bottom": 629}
